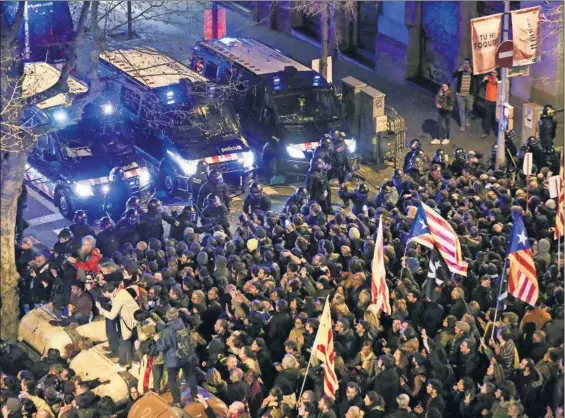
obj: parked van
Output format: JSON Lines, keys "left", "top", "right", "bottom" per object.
{"left": 191, "top": 37, "right": 358, "bottom": 177}
{"left": 99, "top": 48, "right": 255, "bottom": 196}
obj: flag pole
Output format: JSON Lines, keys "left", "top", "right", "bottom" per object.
{"left": 298, "top": 295, "right": 330, "bottom": 401}
{"left": 491, "top": 258, "right": 509, "bottom": 340}
{"left": 398, "top": 243, "right": 410, "bottom": 283}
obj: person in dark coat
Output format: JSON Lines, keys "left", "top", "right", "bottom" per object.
{"left": 96, "top": 217, "right": 120, "bottom": 259}
{"left": 154, "top": 307, "right": 198, "bottom": 407}
{"left": 69, "top": 210, "right": 95, "bottom": 244}
{"left": 337, "top": 382, "right": 364, "bottom": 417}
{"left": 243, "top": 183, "right": 272, "bottom": 215}
{"left": 373, "top": 355, "right": 400, "bottom": 413}
{"left": 267, "top": 299, "right": 293, "bottom": 362}
{"left": 305, "top": 157, "right": 331, "bottom": 214}
{"left": 139, "top": 199, "right": 164, "bottom": 242}
{"left": 449, "top": 287, "right": 467, "bottom": 319}
{"left": 196, "top": 170, "right": 231, "bottom": 211}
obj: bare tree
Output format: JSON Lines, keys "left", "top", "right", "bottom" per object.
{"left": 0, "top": 1, "right": 232, "bottom": 341}
{"left": 291, "top": 1, "right": 357, "bottom": 79}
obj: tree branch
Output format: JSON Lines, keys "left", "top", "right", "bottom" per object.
{"left": 1, "top": 1, "right": 26, "bottom": 48}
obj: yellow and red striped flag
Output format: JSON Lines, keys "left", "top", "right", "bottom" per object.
{"left": 555, "top": 150, "right": 564, "bottom": 240}
{"left": 371, "top": 215, "right": 391, "bottom": 315}
{"left": 312, "top": 297, "right": 338, "bottom": 399}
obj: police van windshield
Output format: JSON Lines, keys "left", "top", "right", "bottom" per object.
{"left": 271, "top": 89, "right": 341, "bottom": 124}
{"left": 162, "top": 102, "right": 239, "bottom": 142}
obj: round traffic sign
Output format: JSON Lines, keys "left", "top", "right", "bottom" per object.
{"left": 496, "top": 40, "right": 514, "bottom": 68}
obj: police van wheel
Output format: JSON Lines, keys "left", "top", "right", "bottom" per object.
{"left": 56, "top": 191, "right": 74, "bottom": 220}
{"left": 162, "top": 171, "right": 178, "bottom": 197}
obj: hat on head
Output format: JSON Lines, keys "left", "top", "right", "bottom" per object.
{"left": 255, "top": 228, "right": 267, "bottom": 241}
{"left": 455, "top": 321, "right": 471, "bottom": 333}
{"left": 349, "top": 227, "right": 360, "bottom": 240}
{"left": 6, "top": 398, "right": 22, "bottom": 413}
{"left": 406, "top": 257, "right": 420, "bottom": 273}
{"left": 247, "top": 238, "right": 259, "bottom": 252}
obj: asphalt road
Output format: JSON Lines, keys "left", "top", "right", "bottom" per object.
{"left": 22, "top": 168, "right": 385, "bottom": 251}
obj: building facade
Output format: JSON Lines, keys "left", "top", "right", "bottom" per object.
{"left": 239, "top": 1, "right": 563, "bottom": 121}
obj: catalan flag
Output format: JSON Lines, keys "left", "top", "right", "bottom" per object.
{"left": 507, "top": 213, "right": 538, "bottom": 306}
{"left": 312, "top": 298, "right": 338, "bottom": 399}
{"left": 371, "top": 215, "right": 391, "bottom": 316}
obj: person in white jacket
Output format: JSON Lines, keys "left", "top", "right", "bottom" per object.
{"left": 96, "top": 282, "right": 140, "bottom": 372}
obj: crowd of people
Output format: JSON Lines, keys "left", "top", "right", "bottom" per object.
{"left": 3, "top": 124, "right": 564, "bottom": 418}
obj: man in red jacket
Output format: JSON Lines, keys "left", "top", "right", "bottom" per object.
{"left": 66, "top": 235, "right": 101, "bottom": 277}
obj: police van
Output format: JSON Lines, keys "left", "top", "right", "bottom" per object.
{"left": 98, "top": 48, "right": 255, "bottom": 196}
{"left": 23, "top": 62, "right": 154, "bottom": 219}
{"left": 190, "top": 37, "right": 358, "bottom": 177}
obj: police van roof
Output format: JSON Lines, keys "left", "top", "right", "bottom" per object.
{"left": 23, "top": 62, "right": 88, "bottom": 110}
{"left": 100, "top": 48, "right": 207, "bottom": 89}
{"left": 200, "top": 37, "right": 312, "bottom": 75}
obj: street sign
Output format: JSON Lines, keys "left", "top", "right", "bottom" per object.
{"left": 523, "top": 152, "right": 533, "bottom": 176}
{"left": 496, "top": 40, "right": 514, "bottom": 68}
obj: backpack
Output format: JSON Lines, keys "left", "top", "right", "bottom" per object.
{"left": 176, "top": 328, "right": 194, "bottom": 360}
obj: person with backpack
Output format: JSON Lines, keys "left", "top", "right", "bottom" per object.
{"left": 154, "top": 307, "right": 198, "bottom": 408}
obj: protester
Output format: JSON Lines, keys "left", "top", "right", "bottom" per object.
{"left": 6, "top": 137, "right": 564, "bottom": 418}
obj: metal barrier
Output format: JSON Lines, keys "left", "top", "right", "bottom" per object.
{"left": 381, "top": 106, "right": 407, "bottom": 169}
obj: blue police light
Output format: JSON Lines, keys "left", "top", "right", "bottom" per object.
{"left": 313, "top": 75, "right": 321, "bottom": 86}
{"left": 273, "top": 77, "right": 281, "bottom": 91}
{"left": 53, "top": 109, "right": 68, "bottom": 123}
{"left": 102, "top": 103, "right": 114, "bottom": 115}
{"left": 166, "top": 90, "right": 174, "bottom": 98}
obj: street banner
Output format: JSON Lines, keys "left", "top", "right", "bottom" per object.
{"left": 523, "top": 152, "right": 533, "bottom": 176}
{"left": 471, "top": 14, "right": 503, "bottom": 74}
{"left": 511, "top": 6, "right": 541, "bottom": 66}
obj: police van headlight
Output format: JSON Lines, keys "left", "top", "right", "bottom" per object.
{"left": 101, "top": 185, "right": 110, "bottom": 194}
{"left": 74, "top": 183, "right": 94, "bottom": 197}
{"left": 286, "top": 145, "right": 306, "bottom": 159}
{"left": 345, "top": 138, "right": 357, "bottom": 153}
{"left": 242, "top": 151, "right": 255, "bottom": 169}
{"left": 138, "top": 169, "right": 151, "bottom": 187}
{"left": 167, "top": 150, "right": 197, "bottom": 176}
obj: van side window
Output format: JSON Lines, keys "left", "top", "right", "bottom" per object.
{"left": 204, "top": 62, "right": 218, "bottom": 80}
{"left": 120, "top": 87, "right": 141, "bottom": 116}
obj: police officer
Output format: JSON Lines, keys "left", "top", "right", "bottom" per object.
{"left": 116, "top": 208, "right": 141, "bottom": 247}
{"left": 284, "top": 186, "right": 310, "bottom": 214}
{"left": 139, "top": 198, "right": 165, "bottom": 242}
{"left": 201, "top": 194, "right": 230, "bottom": 237}
{"left": 488, "top": 143, "right": 499, "bottom": 171}
{"left": 505, "top": 130, "right": 518, "bottom": 158}
{"left": 70, "top": 210, "right": 95, "bottom": 244}
{"left": 305, "top": 157, "right": 331, "bottom": 214}
{"left": 189, "top": 161, "right": 209, "bottom": 198}
{"left": 391, "top": 169, "right": 415, "bottom": 200}
{"left": 544, "top": 145, "right": 560, "bottom": 174}
{"left": 516, "top": 144, "right": 531, "bottom": 177}
{"left": 338, "top": 183, "right": 371, "bottom": 216}
{"left": 527, "top": 136, "right": 546, "bottom": 171}
{"left": 404, "top": 139, "right": 422, "bottom": 171}
{"left": 96, "top": 217, "right": 120, "bottom": 258}
{"left": 450, "top": 148, "right": 467, "bottom": 177}
{"left": 374, "top": 182, "right": 398, "bottom": 208}
{"left": 163, "top": 204, "right": 209, "bottom": 240}
{"left": 331, "top": 131, "right": 353, "bottom": 184}
{"left": 104, "top": 167, "right": 132, "bottom": 222}
{"left": 121, "top": 196, "right": 143, "bottom": 220}
{"left": 406, "top": 150, "right": 428, "bottom": 182}
{"left": 312, "top": 135, "right": 334, "bottom": 170}
{"left": 243, "top": 182, "right": 272, "bottom": 215}
{"left": 432, "top": 149, "right": 449, "bottom": 169}
{"left": 196, "top": 169, "right": 231, "bottom": 211}
{"left": 539, "top": 105, "right": 557, "bottom": 149}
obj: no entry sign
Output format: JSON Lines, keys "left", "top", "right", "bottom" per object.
{"left": 496, "top": 40, "right": 514, "bottom": 68}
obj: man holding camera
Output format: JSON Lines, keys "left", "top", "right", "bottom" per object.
{"left": 452, "top": 58, "right": 476, "bottom": 131}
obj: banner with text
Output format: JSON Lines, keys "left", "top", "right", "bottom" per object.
{"left": 471, "top": 14, "right": 503, "bottom": 74}
{"left": 511, "top": 6, "right": 541, "bottom": 66}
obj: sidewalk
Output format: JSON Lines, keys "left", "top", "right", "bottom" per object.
{"left": 223, "top": 8, "right": 519, "bottom": 162}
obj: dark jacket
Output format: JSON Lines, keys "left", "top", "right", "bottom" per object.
{"left": 156, "top": 317, "right": 186, "bottom": 368}
{"left": 337, "top": 395, "right": 364, "bottom": 417}
{"left": 225, "top": 380, "right": 250, "bottom": 404}
{"left": 96, "top": 228, "right": 121, "bottom": 258}
{"left": 139, "top": 210, "right": 164, "bottom": 242}
{"left": 243, "top": 194, "right": 272, "bottom": 215}
{"left": 373, "top": 367, "right": 400, "bottom": 413}
{"left": 197, "top": 181, "right": 231, "bottom": 211}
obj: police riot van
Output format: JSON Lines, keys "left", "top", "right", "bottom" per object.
{"left": 23, "top": 62, "right": 154, "bottom": 219}
{"left": 98, "top": 48, "right": 255, "bottom": 196}
{"left": 190, "top": 37, "right": 358, "bottom": 177}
